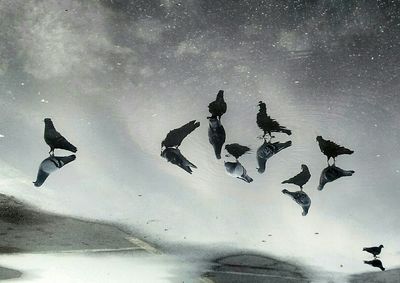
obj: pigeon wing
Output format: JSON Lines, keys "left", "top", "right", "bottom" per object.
{"left": 225, "top": 143, "right": 251, "bottom": 159}
{"left": 162, "top": 120, "right": 200, "bottom": 148}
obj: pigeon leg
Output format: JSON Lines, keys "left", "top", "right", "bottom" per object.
{"left": 49, "top": 149, "right": 54, "bottom": 156}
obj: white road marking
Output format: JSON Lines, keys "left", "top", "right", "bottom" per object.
{"left": 125, "top": 237, "right": 162, "bottom": 255}
{"left": 208, "top": 270, "right": 308, "bottom": 281}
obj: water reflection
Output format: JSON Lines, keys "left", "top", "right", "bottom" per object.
{"left": 207, "top": 117, "right": 226, "bottom": 160}
{"left": 161, "top": 120, "right": 200, "bottom": 174}
{"left": 318, "top": 164, "right": 355, "bottom": 191}
{"left": 224, "top": 143, "right": 253, "bottom": 183}
{"left": 282, "top": 189, "right": 311, "bottom": 216}
{"left": 256, "top": 140, "right": 292, "bottom": 173}
{"left": 363, "top": 259, "right": 385, "bottom": 271}
{"left": 33, "top": 155, "right": 76, "bottom": 187}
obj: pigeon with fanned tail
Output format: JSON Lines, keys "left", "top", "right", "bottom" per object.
{"left": 316, "top": 136, "right": 353, "bottom": 164}
{"left": 364, "top": 259, "right": 385, "bottom": 271}
{"left": 318, "top": 164, "right": 354, "bottom": 191}
{"left": 363, "top": 245, "right": 384, "bottom": 258}
{"left": 257, "top": 140, "right": 292, "bottom": 173}
{"left": 225, "top": 143, "right": 250, "bottom": 160}
{"left": 282, "top": 189, "right": 311, "bottom": 216}
{"left": 208, "top": 90, "right": 227, "bottom": 120}
{"left": 161, "top": 148, "right": 197, "bottom": 174}
{"left": 33, "top": 155, "right": 76, "bottom": 187}
{"left": 225, "top": 161, "right": 253, "bottom": 183}
{"left": 44, "top": 118, "right": 77, "bottom": 155}
{"left": 208, "top": 117, "right": 226, "bottom": 159}
{"left": 282, "top": 164, "right": 311, "bottom": 190}
{"left": 161, "top": 120, "right": 199, "bottom": 173}
{"left": 257, "top": 101, "right": 291, "bottom": 139}
{"left": 161, "top": 120, "right": 200, "bottom": 149}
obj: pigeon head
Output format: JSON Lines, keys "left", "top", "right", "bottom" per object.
{"left": 316, "top": 136, "right": 322, "bottom": 142}
{"left": 301, "top": 164, "right": 308, "bottom": 171}
{"left": 258, "top": 101, "right": 266, "bottom": 111}
{"left": 44, "top": 118, "right": 52, "bottom": 123}
{"left": 216, "top": 90, "right": 224, "bottom": 99}
{"left": 379, "top": 244, "right": 384, "bottom": 248}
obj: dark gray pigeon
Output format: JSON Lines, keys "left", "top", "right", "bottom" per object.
{"left": 161, "top": 120, "right": 200, "bottom": 149}
{"left": 316, "top": 136, "right": 354, "bottom": 164}
{"left": 225, "top": 161, "right": 253, "bottom": 183}
{"left": 161, "top": 147, "right": 197, "bottom": 174}
{"left": 208, "top": 117, "right": 226, "bottom": 159}
{"left": 364, "top": 259, "right": 385, "bottom": 271}
{"left": 257, "top": 101, "right": 291, "bottom": 139}
{"left": 282, "top": 189, "right": 311, "bottom": 216}
{"left": 318, "top": 164, "right": 354, "bottom": 191}
{"left": 282, "top": 164, "right": 311, "bottom": 190}
{"left": 208, "top": 90, "right": 227, "bottom": 120}
{"left": 257, "top": 140, "right": 292, "bottom": 173}
{"left": 225, "top": 143, "right": 250, "bottom": 160}
{"left": 33, "top": 155, "right": 76, "bottom": 187}
{"left": 363, "top": 245, "right": 384, "bottom": 258}
{"left": 44, "top": 118, "right": 77, "bottom": 155}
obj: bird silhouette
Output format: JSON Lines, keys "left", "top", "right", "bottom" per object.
{"left": 225, "top": 161, "right": 253, "bottom": 183}
{"left": 364, "top": 259, "right": 385, "bottom": 271}
{"left": 282, "top": 189, "right": 311, "bottom": 216}
{"left": 256, "top": 101, "right": 291, "bottom": 139}
{"left": 33, "top": 155, "right": 76, "bottom": 187}
{"left": 208, "top": 90, "right": 227, "bottom": 120}
{"left": 363, "top": 245, "right": 384, "bottom": 258}
{"left": 282, "top": 164, "right": 311, "bottom": 190}
{"left": 208, "top": 117, "right": 226, "bottom": 159}
{"left": 257, "top": 140, "right": 292, "bottom": 173}
{"left": 225, "top": 143, "right": 250, "bottom": 160}
{"left": 161, "top": 120, "right": 200, "bottom": 149}
{"left": 316, "top": 136, "right": 354, "bottom": 164}
{"left": 44, "top": 118, "right": 77, "bottom": 155}
{"left": 318, "top": 164, "right": 354, "bottom": 191}
{"left": 160, "top": 147, "right": 197, "bottom": 174}
{"left": 161, "top": 120, "right": 200, "bottom": 173}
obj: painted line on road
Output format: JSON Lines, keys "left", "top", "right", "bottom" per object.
{"left": 33, "top": 247, "right": 144, "bottom": 254}
{"left": 125, "top": 237, "right": 162, "bottom": 255}
{"left": 199, "top": 277, "right": 215, "bottom": 283}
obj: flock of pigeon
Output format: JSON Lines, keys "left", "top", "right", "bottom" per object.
{"left": 31, "top": 91, "right": 385, "bottom": 271}
{"left": 160, "top": 90, "right": 355, "bottom": 217}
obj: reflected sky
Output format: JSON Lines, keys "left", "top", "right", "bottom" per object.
{"left": 1, "top": 0, "right": 400, "bottom": 280}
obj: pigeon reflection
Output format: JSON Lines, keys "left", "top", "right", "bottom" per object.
{"left": 224, "top": 143, "right": 253, "bottom": 183}
{"left": 208, "top": 117, "right": 226, "bottom": 159}
{"left": 33, "top": 155, "right": 76, "bottom": 187}
{"left": 256, "top": 140, "right": 292, "bottom": 173}
{"left": 256, "top": 101, "right": 291, "bottom": 140}
{"left": 161, "top": 120, "right": 200, "bottom": 174}
{"left": 44, "top": 118, "right": 77, "bottom": 156}
{"left": 364, "top": 259, "right": 385, "bottom": 271}
{"left": 318, "top": 164, "right": 354, "bottom": 191}
{"left": 316, "top": 136, "right": 353, "bottom": 165}
{"left": 282, "top": 189, "right": 311, "bottom": 216}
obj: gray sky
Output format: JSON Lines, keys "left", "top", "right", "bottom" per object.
{"left": 1, "top": 0, "right": 400, "bottom": 279}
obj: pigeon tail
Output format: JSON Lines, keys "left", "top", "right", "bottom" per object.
{"left": 281, "top": 129, "right": 292, "bottom": 135}
{"left": 54, "top": 137, "right": 77, "bottom": 153}
{"left": 240, "top": 175, "right": 253, "bottom": 183}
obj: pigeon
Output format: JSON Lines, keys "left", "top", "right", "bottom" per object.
{"left": 282, "top": 164, "right": 311, "bottom": 190}
{"left": 363, "top": 245, "right": 384, "bottom": 258}
{"left": 256, "top": 101, "right": 291, "bottom": 139}
{"left": 161, "top": 147, "right": 197, "bottom": 174}
{"left": 225, "top": 161, "right": 253, "bottom": 183}
{"left": 257, "top": 140, "right": 292, "bottom": 173}
{"left": 33, "top": 154, "right": 76, "bottom": 187}
{"left": 318, "top": 164, "right": 354, "bottom": 191}
{"left": 208, "top": 117, "right": 226, "bottom": 159}
{"left": 161, "top": 120, "right": 200, "bottom": 149}
{"left": 225, "top": 143, "right": 250, "bottom": 160}
{"left": 316, "top": 136, "right": 354, "bottom": 164}
{"left": 44, "top": 118, "right": 77, "bottom": 155}
{"left": 364, "top": 259, "right": 385, "bottom": 271}
{"left": 208, "top": 90, "right": 227, "bottom": 120}
{"left": 282, "top": 189, "right": 311, "bottom": 216}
